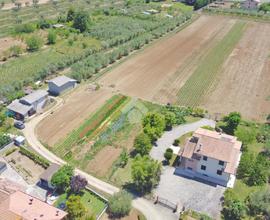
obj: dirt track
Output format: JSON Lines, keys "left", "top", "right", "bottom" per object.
{"left": 201, "top": 21, "right": 270, "bottom": 121}
{"left": 98, "top": 15, "right": 235, "bottom": 104}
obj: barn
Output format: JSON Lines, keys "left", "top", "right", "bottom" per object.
{"left": 48, "top": 76, "right": 77, "bottom": 96}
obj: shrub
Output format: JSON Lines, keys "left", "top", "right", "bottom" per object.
{"left": 26, "top": 35, "right": 43, "bottom": 51}
{"left": 248, "top": 188, "right": 270, "bottom": 218}
{"left": 5, "top": 148, "right": 17, "bottom": 156}
{"left": 9, "top": 45, "right": 23, "bottom": 57}
{"left": 15, "top": 23, "right": 36, "bottom": 33}
{"left": 66, "top": 195, "right": 86, "bottom": 219}
{"left": 0, "top": 133, "right": 11, "bottom": 148}
{"left": 164, "top": 148, "right": 173, "bottom": 161}
{"left": 47, "top": 30, "right": 57, "bottom": 44}
{"left": 70, "top": 175, "right": 88, "bottom": 194}
{"left": 108, "top": 191, "right": 132, "bottom": 218}
{"left": 173, "top": 139, "right": 180, "bottom": 146}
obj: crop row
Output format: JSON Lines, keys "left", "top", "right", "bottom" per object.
{"left": 177, "top": 21, "right": 246, "bottom": 107}
{"left": 54, "top": 95, "right": 128, "bottom": 156}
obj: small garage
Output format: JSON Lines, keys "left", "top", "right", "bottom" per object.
{"left": 48, "top": 76, "right": 77, "bottom": 96}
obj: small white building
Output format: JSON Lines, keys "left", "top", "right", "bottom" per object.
{"left": 177, "top": 128, "right": 242, "bottom": 188}
{"left": 48, "top": 76, "right": 77, "bottom": 96}
{"left": 14, "top": 136, "right": 25, "bottom": 146}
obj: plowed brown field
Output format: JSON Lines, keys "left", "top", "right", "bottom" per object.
{"left": 201, "top": 21, "right": 270, "bottom": 121}
{"left": 98, "top": 15, "right": 236, "bottom": 103}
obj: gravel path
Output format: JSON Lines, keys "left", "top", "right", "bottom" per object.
{"left": 150, "top": 119, "right": 215, "bottom": 162}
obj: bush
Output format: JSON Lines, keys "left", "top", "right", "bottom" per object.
{"left": 47, "top": 30, "right": 57, "bottom": 44}
{"left": 194, "top": 0, "right": 208, "bottom": 10}
{"left": 15, "top": 23, "right": 36, "bottom": 33}
{"left": 73, "top": 11, "right": 90, "bottom": 32}
{"left": 164, "top": 148, "right": 173, "bottom": 161}
{"left": 26, "top": 35, "right": 43, "bottom": 51}
{"left": 9, "top": 45, "right": 23, "bottom": 57}
{"left": 19, "top": 147, "right": 49, "bottom": 168}
{"left": 0, "top": 133, "right": 11, "bottom": 148}
{"left": 108, "top": 191, "right": 132, "bottom": 218}
{"left": 173, "top": 139, "right": 180, "bottom": 146}
{"left": 248, "top": 188, "right": 270, "bottom": 218}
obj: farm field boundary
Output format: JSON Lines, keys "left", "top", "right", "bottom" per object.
{"left": 53, "top": 94, "right": 129, "bottom": 157}
{"left": 176, "top": 21, "right": 246, "bottom": 107}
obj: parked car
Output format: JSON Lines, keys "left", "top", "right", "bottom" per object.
{"left": 14, "top": 121, "right": 25, "bottom": 129}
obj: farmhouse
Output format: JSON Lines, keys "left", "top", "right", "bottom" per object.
{"left": 177, "top": 128, "right": 242, "bottom": 187}
{"left": 48, "top": 76, "right": 77, "bottom": 96}
{"left": 241, "top": 0, "right": 260, "bottom": 9}
{"left": 39, "top": 163, "right": 61, "bottom": 189}
{"left": 0, "top": 190, "right": 67, "bottom": 220}
{"left": 7, "top": 90, "right": 49, "bottom": 120}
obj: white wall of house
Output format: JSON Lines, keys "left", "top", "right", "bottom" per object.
{"left": 195, "top": 156, "right": 230, "bottom": 182}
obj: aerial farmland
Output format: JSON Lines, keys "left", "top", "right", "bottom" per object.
{"left": 1, "top": 0, "right": 270, "bottom": 219}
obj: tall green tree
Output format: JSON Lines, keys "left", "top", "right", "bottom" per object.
{"left": 248, "top": 188, "right": 270, "bottom": 218}
{"left": 143, "top": 112, "right": 165, "bottom": 142}
{"left": 66, "top": 195, "right": 86, "bottom": 220}
{"left": 164, "top": 111, "right": 176, "bottom": 130}
{"left": 224, "top": 112, "right": 241, "bottom": 134}
{"left": 47, "top": 30, "right": 57, "bottom": 44}
{"left": 73, "top": 11, "right": 90, "bottom": 32}
{"left": 134, "top": 132, "right": 152, "bottom": 156}
{"left": 51, "top": 165, "right": 74, "bottom": 192}
{"left": 131, "top": 155, "right": 161, "bottom": 193}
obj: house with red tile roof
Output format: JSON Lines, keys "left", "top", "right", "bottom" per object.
{"left": 177, "top": 128, "right": 242, "bottom": 188}
{"left": 0, "top": 189, "right": 67, "bottom": 220}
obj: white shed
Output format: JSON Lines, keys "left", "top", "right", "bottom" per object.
{"left": 48, "top": 76, "right": 77, "bottom": 96}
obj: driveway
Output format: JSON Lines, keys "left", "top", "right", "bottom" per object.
{"left": 155, "top": 167, "right": 225, "bottom": 219}
{"left": 150, "top": 119, "right": 215, "bottom": 161}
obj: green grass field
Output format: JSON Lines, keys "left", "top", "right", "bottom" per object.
{"left": 55, "top": 189, "right": 107, "bottom": 217}
{"left": 177, "top": 21, "right": 246, "bottom": 107}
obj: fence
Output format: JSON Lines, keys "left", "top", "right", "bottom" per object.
{"left": 154, "top": 195, "right": 179, "bottom": 213}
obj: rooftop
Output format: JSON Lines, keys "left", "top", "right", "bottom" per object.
{"left": 7, "top": 100, "right": 33, "bottom": 115}
{"left": 181, "top": 128, "right": 242, "bottom": 174}
{"left": 20, "top": 90, "right": 48, "bottom": 105}
{"left": 48, "top": 76, "right": 76, "bottom": 87}
{"left": 0, "top": 191, "right": 67, "bottom": 220}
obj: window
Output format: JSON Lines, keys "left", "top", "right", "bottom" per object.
{"left": 219, "top": 160, "right": 224, "bottom": 166}
{"left": 187, "top": 167, "right": 193, "bottom": 170}
{"left": 217, "top": 170, "right": 222, "bottom": 175}
{"left": 201, "top": 165, "right": 206, "bottom": 170}
{"left": 203, "top": 156, "right": 208, "bottom": 161}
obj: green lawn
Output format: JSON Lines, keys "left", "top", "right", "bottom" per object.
{"left": 177, "top": 21, "right": 246, "bottom": 107}
{"left": 55, "top": 190, "right": 107, "bottom": 217}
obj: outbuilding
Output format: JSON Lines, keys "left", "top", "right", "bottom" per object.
{"left": 48, "top": 76, "right": 77, "bottom": 96}
{"left": 14, "top": 136, "right": 25, "bottom": 146}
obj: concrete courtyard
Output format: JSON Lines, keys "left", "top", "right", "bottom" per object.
{"left": 155, "top": 167, "right": 225, "bottom": 219}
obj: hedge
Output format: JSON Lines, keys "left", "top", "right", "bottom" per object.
{"left": 19, "top": 147, "right": 50, "bottom": 169}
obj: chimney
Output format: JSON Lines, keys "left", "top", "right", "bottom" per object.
{"left": 29, "top": 198, "right": 33, "bottom": 205}
{"left": 197, "top": 143, "right": 202, "bottom": 152}
{"left": 56, "top": 210, "right": 59, "bottom": 216}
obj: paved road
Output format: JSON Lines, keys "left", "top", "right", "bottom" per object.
{"left": 150, "top": 119, "right": 216, "bottom": 161}
{"left": 22, "top": 96, "right": 176, "bottom": 220}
